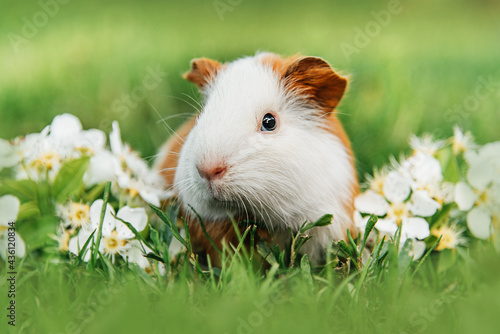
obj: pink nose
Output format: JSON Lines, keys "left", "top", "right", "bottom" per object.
{"left": 197, "top": 163, "right": 227, "bottom": 181}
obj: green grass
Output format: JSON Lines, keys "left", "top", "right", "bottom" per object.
{"left": 3, "top": 216, "right": 500, "bottom": 334}
{"left": 1, "top": 0, "right": 500, "bottom": 333}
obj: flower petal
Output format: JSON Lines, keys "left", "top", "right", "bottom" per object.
{"left": 402, "top": 217, "right": 430, "bottom": 240}
{"left": 139, "top": 189, "right": 161, "bottom": 207}
{"left": 116, "top": 206, "right": 148, "bottom": 239}
{"left": 49, "top": 114, "right": 83, "bottom": 138}
{"left": 383, "top": 171, "right": 411, "bottom": 203}
{"left": 110, "top": 121, "right": 123, "bottom": 156}
{"left": 89, "top": 199, "right": 116, "bottom": 236}
{"left": 354, "top": 190, "right": 389, "bottom": 216}
{"left": 375, "top": 218, "right": 398, "bottom": 235}
{"left": 0, "top": 139, "right": 20, "bottom": 169}
{"left": 169, "top": 229, "right": 186, "bottom": 259}
{"left": 412, "top": 240, "right": 426, "bottom": 260}
{"left": 0, "top": 195, "right": 20, "bottom": 226}
{"left": 84, "top": 151, "right": 119, "bottom": 186}
{"left": 454, "top": 181, "right": 477, "bottom": 211}
{"left": 408, "top": 152, "right": 443, "bottom": 186}
{"left": 467, "top": 207, "right": 492, "bottom": 239}
{"left": 467, "top": 159, "right": 494, "bottom": 191}
{"left": 121, "top": 240, "right": 151, "bottom": 269}
{"left": 479, "top": 142, "right": 500, "bottom": 166}
{"left": 409, "top": 190, "right": 441, "bottom": 217}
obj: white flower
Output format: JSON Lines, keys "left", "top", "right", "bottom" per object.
{"left": 409, "top": 134, "right": 445, "bottom": 157}
{"left": 0, "top": 195, "right": 26, "bottom": 260}
{"left": 355, "top": 170, "right": 440, "bottom": 259}
{"left": 57, "top": 202, "right": 91, "bottom": 230}
{"left": 0, "top": 139, "right": 20, "bottom": 170}
{"left": 364, "top": 166, "right": 389, "bottom": 196}
{"left": 14, "top": 114, "right": 106, "bottom": 181}
{"left": 84, "top": 150, "right": 120, "bottom": 186}
{"left": 399, "top": 151, "right": 453, "bottom": 204}
{"left": 51, "top": 224, "right": 72, "bottom": 252}
{"left": 109, "top": 121, "right": 166, "bottom": 206}
{"left": 431, "top": 225, "right": 466, "bottom": 251}
{"left": 452, "top": 126, "right": 476, "bottom": 155}
{"left": 454, "top": 142, "right": 500, "bottom": 239}
{"left": 68, "top": 199, "right": 148, "bottom": 262}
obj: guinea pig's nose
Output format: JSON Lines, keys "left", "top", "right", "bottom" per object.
{"left": 197, "top": 163, "right": 227, "bottom": 181}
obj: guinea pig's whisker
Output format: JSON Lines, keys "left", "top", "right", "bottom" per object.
{"left": 180, "top": 92, "right": 204, "bottom": 110}
{"left": 155, "top": 112, "right": 194, "bottom": 123}
{"left": 149, "top": 102, "right": 186, "bottom": 145}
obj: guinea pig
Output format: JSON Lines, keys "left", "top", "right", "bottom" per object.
{"left": 155, "top": 52, "right": 359, "bottom": 266}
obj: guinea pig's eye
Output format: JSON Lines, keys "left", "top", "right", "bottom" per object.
{"left": 260, "top": 113, "right": 277, "bottom": 132}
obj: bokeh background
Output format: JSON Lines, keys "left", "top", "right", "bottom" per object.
{"left": 1, "top": 0, "right": 499, "bottom": 177}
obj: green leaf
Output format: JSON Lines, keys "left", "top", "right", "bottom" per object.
{"left": 17, "top": 201, "right": 41, "bottom": 221}
{"left": 150, "top": 203, "right": 188, "bottom": 249}
{"left": 411, "top": 235, "right": 442, "bottom": 279}
{"left": 300, "top": 214, "right": 333, "bottom": 233}
{"left": 300, "top": 254, "right": 313, "bottom": 286}
{"left": 0, "top": 179, "right": 38, "bottom": 201}
{"left": 77, "top": 230, "right": 96, "bottom": 264}
{"left": 337, "top": 240, "right": 355, "bottom": 260}
{"left": 188, "top": 204, "right": 222, "bottom": 256}
{"left": 145, "top": 252, "right": 165, "bottom": 263}
{"left": 347, "top": 229, "right": 358, "bottom": 260}
{"left": 52, "top": 157, "right": 90, "bottom": 203}
{"left": 360, "top": 214, "right": 378, "bottom": 255}
{"left": 398, "top": 238, "right": 414, "bottom": 279}
{"left": 90, "top": 181, "right": 111, "bottom": 270}
{"left": 17, "top": 215, "right": 60, "bottom": 250}
{"left": 115, "top": 215, "right": 155, "bottom": 252}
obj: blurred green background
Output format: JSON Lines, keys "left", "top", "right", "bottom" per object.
{"left": 1, "top": 0, "right": 499, "bottom": 177}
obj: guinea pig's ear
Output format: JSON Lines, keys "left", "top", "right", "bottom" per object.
{"left": 284, "top": 57, "right": 347, "bottom": 112}
{"left": 183, "top": 58, "right": 221, "bottom": 90}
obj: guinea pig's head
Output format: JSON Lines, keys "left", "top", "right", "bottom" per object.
{"left": 174, "top": 53, "right": 357, "bottom": 232}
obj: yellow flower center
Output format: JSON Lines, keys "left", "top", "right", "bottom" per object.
{"left": 67, "top": 203, "right": 90, "bottom": 229}
{"left": 33, "top": 151, "right": 61, "bottom": 170}
{"left": 452, "top": 141, "right": 465, "bottom": 155}
{"left": 476, "top": 190, "right": 489, "bottom": 207}
{"left": 102, "top": 230, "right": 127, "bottom": 255}
{"left": 76, "top": 147, "right": 94, "bottom": 156}
{"left": 387, "top": 202, "right": 409, "bottom": 225}
{"left": 432, "top": 225, "right": 464, "bottom": 251}
{"left": 129, "top": 188, "right": 139, "bottom": 198}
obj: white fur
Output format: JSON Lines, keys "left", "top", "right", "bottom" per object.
{"left": 173, "top": 54, "right": 356, "bottom": 263}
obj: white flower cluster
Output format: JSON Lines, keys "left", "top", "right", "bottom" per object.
{"left": 454, "top": 140, "right": 500, "bottom": 239}
{"left": 355, "top": 127, "right": 499, "bottom": 260}
{"left": 0, "top": 114, "right": 180, "bottom": 271}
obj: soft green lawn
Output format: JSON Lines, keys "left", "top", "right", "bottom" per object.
{"left": 1, "top": 0, "right": 500, "bottom": 333}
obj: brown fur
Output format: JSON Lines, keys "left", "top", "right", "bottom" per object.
{"left": 183, "top": 58, "right": 222, "bottom": 90}
{"left": 159, "top": 54, "right": 359, "bottom": 263}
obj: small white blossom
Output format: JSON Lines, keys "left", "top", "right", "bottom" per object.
{"left": 68, "top": 199, "right": 148, "bottom": 262}
{"left": 431, "top": 225, "right": 466, "bottom": 251}
{"left": 57, "top": 202, "right": 91, "bottom": 230}
{"left": 14, "top": 114, "right": 106, "bottom": 181}
{"left": 409, "top": 134, "right": 445, "bottom": 157}
{"left": 452, "top": 126, "right": 476, "bottom": 155}
{"left": 0, "top": 139, "right": 20, "bottom": 171}
{"left": 109, "top": 121, "right": 166, "bottom": 206}
{"left": 454, "top": 142, "right": 500, "bottom": 239}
